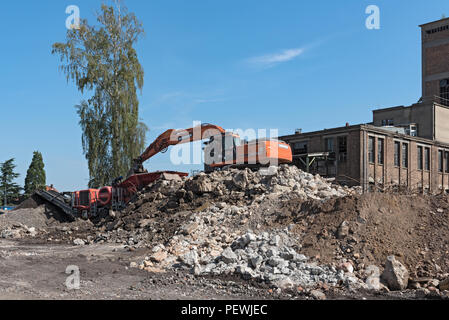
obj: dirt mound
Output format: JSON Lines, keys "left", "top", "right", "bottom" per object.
{"left": 1, "top": 197, "right": 75, "bottom": 237}
{"left": 14, "top": 194, "right": 44, "bottom": 210}
{"left": 279, "top": 192, "right": 449, "bottom": 279}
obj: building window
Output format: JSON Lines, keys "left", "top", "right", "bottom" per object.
{"left": 439, "top": 150, "right": 444, "bottom": 172}
{"left": 440, "top": 79, "right": 449, "bottom": 106}
{"left": 394, "top": 142, "right": 400, "bottom": 167}
{"left": 402, "top": 143, "right": 409, "bottom": 168}
{"left": 338, "top": 136, "right": 347, "bottom": 162}
{"left": 325, "top": 138, "right": 334, "bottom": 152}
{"left": 424, "top": 147, "right": 430, "bottom": 171}
{"left": 426, "top": 24, "right": 449, "bottom": 34}
{"left": 293, "top": 142, "right": 308, "bottom": 155}
{"left": 417, "top": 146, "right": 423, "bottom": 170}
{"left": 368, "top": 137, "right": 375, "bottom": 164}
{"left": 409, "top": 125, "right": 418, "bottom": 137}
{"left": 446, "top": 151, "right": 449, "bottom": 173}
{"left": 377, "top": 138, "right": 384, "bottom": 165}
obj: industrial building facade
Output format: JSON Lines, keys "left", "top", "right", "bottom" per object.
{"left": 281, "top": 123, "right": 449, "bottom": 192}
{"left": 280, "top": 18, "right": 449, "bottom": 193}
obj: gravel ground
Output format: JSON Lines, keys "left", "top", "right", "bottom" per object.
{"left": 0, "top": 239, "right": 278, "bottom": 300}
{"left": 0, "top": 237, "right": 447, "bottom": 300}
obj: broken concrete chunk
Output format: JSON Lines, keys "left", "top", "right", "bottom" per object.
{"left": 151, "top": 250, "right": 168, "bottom": 263}
{"left": 337, "top": 221, "right": 350, "bottom": 239}
{"left": 73, "top": 238, "right": 85, "bottom": 246}
{"left": 310, "top": 289, "right": 326, "bottom": 300}
{"left": 439, "top": 277, "right": 449, "bottom": 291}
{"left": 381, "top": 256, "right": 409, "bottom": 291}
{"left": 221, "top": 247, "right": 238, "bottom": 264}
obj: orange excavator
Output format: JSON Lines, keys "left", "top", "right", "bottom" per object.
{"left": 128, "top": 123, "right": 292, "bottom": 176}
{"left": 36, "top": 123, "right": 292, "bottom": 220}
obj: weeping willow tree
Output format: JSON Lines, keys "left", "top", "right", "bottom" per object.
{"left": 52, "top": 1, "right": 147, "bottom": 188}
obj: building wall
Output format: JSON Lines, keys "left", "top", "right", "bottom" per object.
{"left": 281, "top": 126, "right": 449, "bottom": 193}
{"left": 363, "top": 129, "right": 449, "bottom": 192}
{"left": 372, "top": 107, "right": 412, "bottom": 127}
{"left": 372, "top": 103, "right": 435, "bottom": 140}
{"left": 434, "top": 104, "right": 449, "bottom": 143}
{"left": 421, "top": 18, "right": 449, "bottom": 99}
{"left": 281, "top": 128, "right": 362, "bottom": 186}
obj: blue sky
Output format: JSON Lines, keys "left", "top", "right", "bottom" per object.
{"left": 0, "top": 0, "right": 447, "bottom": 191}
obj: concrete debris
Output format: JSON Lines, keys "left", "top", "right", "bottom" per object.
{"left": 439, "top": 277, "right": 449, "bottom": 291}
{"left": 11, "top": 164, "right": 449, "bottom": 298}
{"left": 139, "top": 229, "right": 364, "bottom": 290}
{"left": 381, "top": 256, "right": 409, "bottom": 291}
{"left": 364, "top": 265, "right": 382, "bottom": 291}
{"left": 179, "top": 165, "right": 356, "bottom": 202}
{"left": 310, "top": 289, "right": 326, "bottom": 300}
{"left": 73, "top": 238, "right": 86, "bottom": 246}
{"left": 0, "top": 224, "right": 39, "bottom": 239}
{"left": 337, "top": 221, "right": 350, "bottom": 239}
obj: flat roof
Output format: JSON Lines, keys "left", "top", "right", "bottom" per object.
{"left": 280, "top": 123, "right": 364, "bottom": 140}
{"left": 281, "top": 124, "right": 449, "bottom": 148}
{"left": 372, "top": 105, "right": 407, "bottom": 113}
{"left": 419, "top": 17, "right": 449, "bottom": 28}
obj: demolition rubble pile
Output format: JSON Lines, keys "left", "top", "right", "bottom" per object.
{"left": 4, "top": 164, "right": 449, "bottom": 295}
{"left": 110, "top": 165, "right": 364, "bottom": 289}
{"left": 93, "top": 165, "right": 358, "bottom": 246}
{"left": 179, "top": 165, "right": 355, "bottom": 202}
{"left": 0, "top": 197, "right": 80, "bottom": 240}
{"left": 138, "top": 227, "right": 364, "bottom": 291}
{"left": 0, "top": 206, "right": 48, "bottom": 239}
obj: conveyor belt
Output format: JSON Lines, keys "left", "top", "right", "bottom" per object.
{"left": 35, "top": 190, "right": 75, "bottom": 221}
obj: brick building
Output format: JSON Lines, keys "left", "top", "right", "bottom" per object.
{"left": 280, "top": 18, "right": 449, "bottom": 193}
{"left": 421, "top": 17, "right": 449, "bottom": 102}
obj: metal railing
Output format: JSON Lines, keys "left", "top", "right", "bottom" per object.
{"left": 421, "top": 95, "right": 449, "bottom": 107}
{"left": 333, "top": 168, "right": 449, "bottom": 196}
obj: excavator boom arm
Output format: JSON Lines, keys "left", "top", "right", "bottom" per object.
{"left": 128, "top": 124, "right": 226, "bottom": 176}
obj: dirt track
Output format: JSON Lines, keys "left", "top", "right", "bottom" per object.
{"left": 0, "top": 239, "right": 278, "bottom": 300}
{"left": 1, "top": 238, "right": 445, "bottom": 300}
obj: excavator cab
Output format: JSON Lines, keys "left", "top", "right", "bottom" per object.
{"left": 204, "top": 132, "right": 242, "bottom": 171}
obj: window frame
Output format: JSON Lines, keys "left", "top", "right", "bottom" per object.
{"left": 338, "top": 136, "right": 348, "bottom": 162}
{"left": 424, "top": 147, "right": 431, "bottom": 171}
{"left": 325, "top": 138, "right": 334, "bottom": 152}
{"left": 445, "top": 151, "right": 449, "bottom": 174}
{"left": 368, "top": 136, "right": 375, "bottom": 164}
{"left": 377, "top": 138, "right": 384, "bottom": 165}
{"left": 394, "top": 141, "right": 401, "bottom": 167}
{"left": 402, "top": 143, "right": 409, "bottom": 168}
{"left": 417, "top": 146, "right": 423, "bottom": 171}
{"left": 439, "top": 150, "right": 444, "bottom": 173}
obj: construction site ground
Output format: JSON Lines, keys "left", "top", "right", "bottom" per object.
{"left": 0, "top": 239, "right": 277, "bottom": 300}
{"left": 0, "top": 238, "right": 435, "bottom": 300}
{"left": 1, "top": 166, "right": 449, "bottom": 300}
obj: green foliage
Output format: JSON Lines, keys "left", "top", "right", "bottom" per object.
{"left": 24, "top": 151, "right": 46, "bottom": 196}
{"left": 0, "top": 159, "right": 22, "bottom": 206}
{"left": 52, "top": 1, "right": 147, "bottom": 188}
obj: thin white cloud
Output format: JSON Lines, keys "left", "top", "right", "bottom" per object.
{"left": 194, "top": 98, "right": 226, "bottom": 104}
{"left": 247, "top": 48, "right": 305, "bottom": 68}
